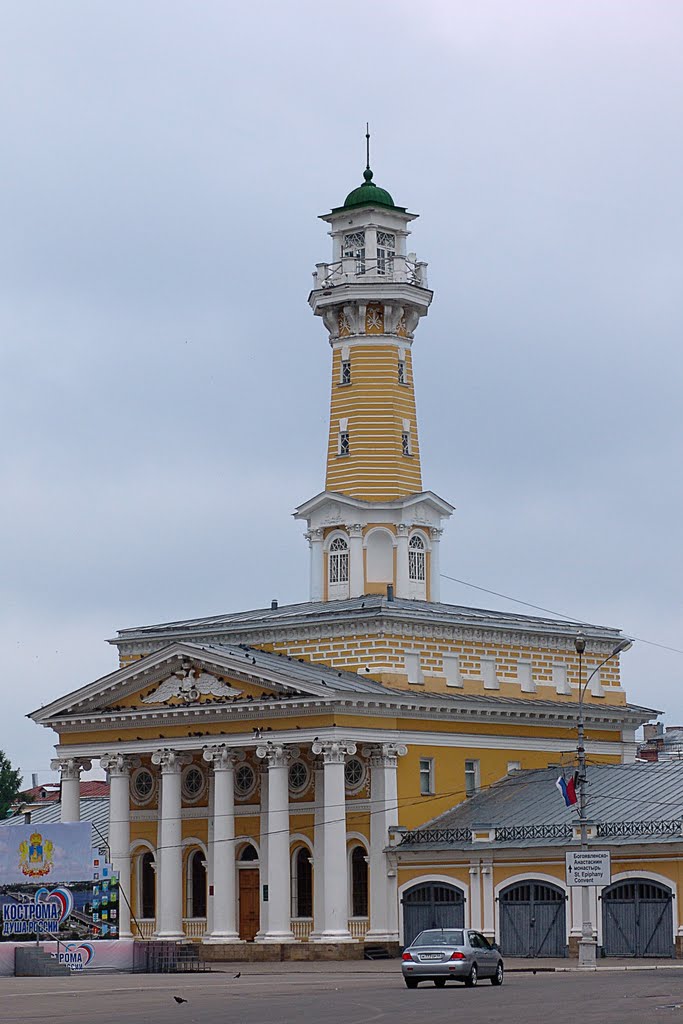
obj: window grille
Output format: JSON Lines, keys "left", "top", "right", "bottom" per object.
{"left": 402, "top": 431, "right": 411, "bottom": 456}
{"left": 341, "top": 359, "right": 351, "bottom": 385}
{"left": 288, "top": 761, "right": 310, "bottom": 793}
{"left": 343, "top": 231, "right": 366, "bottom": 275}
{"left": 234, "top": 764, "right": 256, "bottom": 796}
{"left": 182, "top": 765, "right": 205, "bottom": 800}
{"left": 408, "top": 535, "right": 426, "bottom": 581}
{"left": 131, "top": 768, "right": 155, "bottom": 804}
{"left": 398, "top": 359, "right": 406, "bottom": 384}
{"left": 376, "top": 231, "right": 395, "bottom": 275}
{"left": 329, "top": 537, "right": 349, "bottom": 585}
{"left": 344, "top": 757, "right": 365, "bottom": 789}
{"left": 339, "top": 430, "right": 350, "bottom": 456}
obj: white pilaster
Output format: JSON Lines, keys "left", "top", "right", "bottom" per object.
{"left": 51, "top": 757, "right": 91, "bottom": 823}
{"left": 308, "top": 528, "right": 324, "bottom": 602}
{"left": 363, "top": 743, "right": 407, "bottom": 941}
{"left": 100, "top": 753, "right": 138, "bottom": 939}
{"left": 202, "top": 745, "right": 244, "bottom": 943}
{"left": 429, "top": 528, "right": 443, "bottom": 602}
{"left": 311, "top": 739, "right": 356, "bottom": 941}
{"left": 255, "top": 744, "right": 296, "bottom": 942}
{"left": 151, "top": 749, "right": 190, "bottom": 940}
{"left": 481, "top": 861, "right": 495, "bottom": 940}
{"left": 348, "top": 523, "right": 364, "bottom": 597}
{"left": 396, "top": 524, "right": 409, "bottom": 598}
{"left": 468, "top": 863, "right": 482, "bottom": 930}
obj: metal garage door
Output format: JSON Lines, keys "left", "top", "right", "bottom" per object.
{"left": 401, "top": 882, "right": 465, "bottom": 947}
{"left": 602, "top": 879, "right": 674, "bottom": 958}
{"left": 499, "top": 881, "right": 567, "bottom": 957}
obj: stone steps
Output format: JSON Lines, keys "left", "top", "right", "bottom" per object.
{"left": 15, "top": 947, "right": 72, "bottom": 978}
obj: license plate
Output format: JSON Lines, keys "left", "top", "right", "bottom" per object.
{"left": 420, "top": 954, "right": 442, "bottom": 961}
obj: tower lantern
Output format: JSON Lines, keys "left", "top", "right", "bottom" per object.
{"left": 295, "top": 151, "right": 453, "bottom": 603}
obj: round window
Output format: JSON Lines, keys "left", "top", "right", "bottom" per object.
{"left": 182, "top": 765, "right": 206, "bottom": 801}
{"left": 131, "top": 767, "right": 156, "bottom": 805}
{"left": 344, "top": 758, "right": 365, "bottom": 790}
{"left": 235, "top": 764, "right": 256, "bottom": 798}
{"left": 288, "top": 761, "right": 310, "bottom": 794}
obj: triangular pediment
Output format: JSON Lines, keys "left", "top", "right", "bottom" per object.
{"left": 30, "top": 642, "right": 368, "bottom": 724}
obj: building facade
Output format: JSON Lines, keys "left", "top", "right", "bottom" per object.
{"left": 30, "top": 159, "right": 655, "bottom": 955}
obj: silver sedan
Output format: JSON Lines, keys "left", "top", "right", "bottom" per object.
{"left": 401, "top": 928, "right": 504, "bottom": 988}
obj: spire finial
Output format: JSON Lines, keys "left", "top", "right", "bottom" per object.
{"left": 363, "top": 123, "right": 373, "bottom": 183}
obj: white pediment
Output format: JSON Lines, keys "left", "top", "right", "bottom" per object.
{"left": 141, "top": 668, "right": 242, "bottom": 705}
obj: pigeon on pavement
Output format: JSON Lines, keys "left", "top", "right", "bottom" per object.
{"left": 173, "top": 996, "right": 188, "bottom": 1004}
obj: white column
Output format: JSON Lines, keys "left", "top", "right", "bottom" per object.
{"left": 348, "top": 523, "right": 364, "bottom": 597}
{"left": 309, "top": 759, "right": 326, "bottom": 939}
{"left": 308, "top": 528, "right": 324, "bottom": 602}
{"left": 311, "top": 739, "right": 356, "bottom": 942}
{"left": 255, "top": 744, "right": 296, "bottom": 942}
{"left": 396, "top": 524, "right": 409, "bottom": 599}
{"left": 203, "top": 745, "right": 244, "bottom": 943}
{"left": 205, "top": 773, "right": 215, "bottom": 937}
{"left": 429, "top": 528, "right": 443, "bottom": 602}
{"left": 468, "top": 863, "right": 482, "bottom": 929}
{"left": 151, "top": 749, "right": 190, "bottom": 940}
{"left": 481, "top": 861, "right": 495, "bottom": 940}
{"left": 364, "top": 743, "right": 407, "bottom": 941}
{"left": 255, "top": 765, "right": 269, "bottom": 940}
{"left": 51, "top": 757, "right": 91, "bottom": 823}
{"left": 100, "top": 753, "right": 138, "bottom": 939}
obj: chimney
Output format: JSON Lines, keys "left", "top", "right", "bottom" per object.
{"left": 271, "top": 599, "right": 278, "bottom": 610}
{"left": 386, "top": 584, "right": 394, "bottom": 602}
{"left": 31, "top": 773, "right": 38, "bottom": 788}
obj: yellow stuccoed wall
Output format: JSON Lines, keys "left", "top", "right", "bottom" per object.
{"left": 326, "top": 345, "right": 422, "bottom": 500}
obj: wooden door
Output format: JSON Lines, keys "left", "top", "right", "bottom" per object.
{"left": 239, "top": 869, "right": 260, "bottom": 941}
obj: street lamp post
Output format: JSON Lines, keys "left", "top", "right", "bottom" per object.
{"left": 574, "top": 632, "right": 633, "bottom": 967}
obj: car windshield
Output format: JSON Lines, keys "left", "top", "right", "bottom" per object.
{"left": 412, "top": 929, "right": 465, "bottom": 947}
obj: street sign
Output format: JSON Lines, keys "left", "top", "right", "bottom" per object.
{"left": 565, "top": 850, "right": 611, "bottom": 886}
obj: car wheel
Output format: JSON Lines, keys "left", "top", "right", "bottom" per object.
{"left": 405, "top": 978, "right": 418, "bottom": 989}
{"left": 434, "top": 978, "right": 446, "bottom": 988}
{"left": 464, "top": 963, "right": 478, "bottom": 987}
{"left": 491, "top": 962, "right": 504, "bottom": 986}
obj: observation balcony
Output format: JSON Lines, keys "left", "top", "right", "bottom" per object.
{"left": 313, "top": 255, "right": 429, "bottom": 291}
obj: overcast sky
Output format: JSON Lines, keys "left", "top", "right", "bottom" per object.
{"left": 2, "top": 1, "right": 682, "bottom": 785}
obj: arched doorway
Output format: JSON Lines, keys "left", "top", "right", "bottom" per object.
{"left": 602, "top": 879, "right": 674, "bottom": 957}
{"left": 498, "top": 880, "right": 567, "bottom": 957}
{"left": 185, "top": 849, "right": 207, "bottom": 919}
{"left": 138, "top": 850, "right": 155, "bottom": 921}
{"left": 238, "top": 844, "right": 260, "bottom": 941}
{"left": 350, "top": 845, "right": 368, "bottom": 918}
{"left": 401, "top": 882, "right": 465, "bottom": 947}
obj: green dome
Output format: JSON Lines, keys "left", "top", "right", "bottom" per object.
{"left": 343, "top": 168, "right": 396, "bottom": 209}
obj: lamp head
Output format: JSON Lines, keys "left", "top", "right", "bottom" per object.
{"left": 574, "top": 633, "right": 587, "bottom": 655}
{"left": 611, "top": 638, "right": 633, "bottom": 656}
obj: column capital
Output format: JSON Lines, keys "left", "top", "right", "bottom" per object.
{"left": 202, "top": 744, "right": 246, "bottom": 770}
{"left": 100, "top": 753, "right": 140, "bottom": 777}
{"left": 361, "top": 743, "right": 408, "bottom": 768}
{"left": 347, "top": 522, "right": 363, "bottom": 536}
{"left": 311, "top": 739, "right": 356, "bottom": 764}
{"left": 255, "top": 743, "right": 299, "bottom": 769}
{"left": 396, "top": 523, "right": 410, "bottom": 537}
{"left": 429, "top": 527, "right": 444, "bottom": 541}
{"left": 50, "top": 756, "right": 92, "bottom": 781}
{"left": 150, "top": 748, "right": 192, "bottom": 773}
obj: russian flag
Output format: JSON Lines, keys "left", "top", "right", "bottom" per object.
{"left": 556, "top": 772, "right": 578, "bottom": 807}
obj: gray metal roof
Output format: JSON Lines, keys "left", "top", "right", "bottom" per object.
{"left": 0, "top": 798, "right": 109, "bottom": 844}
{"left": 400, "top": 762, "right": 683, "bottom": 850}
{"left": 112, "top": 595, "right": 624, "bottom": 647}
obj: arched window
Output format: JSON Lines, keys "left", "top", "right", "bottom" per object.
{"left": 239, "top": 844, "right": 258, "bottom": 862}
{"left": 140, "top": 850, "right": 155, "bottom": 919}
{"left": 350, "top": 845, "right": 368, "bottom": 917}
{"left": 328, "top": 536, "right": 350, "bottom": 600}
{"left": 186, "top": 849, "right": 207, "bottom": 919}
{"left": 408, "top": 534, "right": 426, "bottom": 581}
{"left": 291, "top": 847, "right": 313, "bottom": 918}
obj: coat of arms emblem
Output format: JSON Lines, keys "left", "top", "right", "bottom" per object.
{"left": 19, "top": 832, "right": 54, "bottom": 878}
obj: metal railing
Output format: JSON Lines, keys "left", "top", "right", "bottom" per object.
{"left": 314, "top": 256, "right": 428, "bottom": 290}
{"left": 399, "top": 819, "right": 683, "bottom": 846}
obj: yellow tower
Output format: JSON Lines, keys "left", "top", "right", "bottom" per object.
{"left": 295, "top": 148, "right": 453, "bottom": 603}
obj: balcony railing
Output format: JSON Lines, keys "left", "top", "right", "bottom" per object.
{"left": 349, "top": 917, "right": 369, "bottom": 940}
{"left": 291, "top": 918, "right": 313, "bottom": 940}
{"left": 132, "top": 917, "right": 369, "bottom": 941}
{"left": 183, "top": 918, "right": 207, "bottom": 939}
{"left": 313, "top": 256, "right": 428, "bottom": 290}
{"left": 132, "top": 918, "right": 155, "bottom": 939}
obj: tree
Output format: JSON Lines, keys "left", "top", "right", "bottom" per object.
{"left": 0, "top": 751, "right": 22, "bottom": 819}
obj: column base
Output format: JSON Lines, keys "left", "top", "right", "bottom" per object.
{"left": 154, "top": 932, "right": 186, "bottom": 941}
{"left": 203, "top": 934, "right": 244, "bottom": 944}
{"left": 364, "top": 930, "right": 400, "bottom": 943}
{"left": 311, "top": 930, "right": 355, "bottom": 943}
{"left": 577, "top": 939, "right": 598, "bottom": 967}
{"left": 255, "top": 932, "right": 297, "bottom": 943}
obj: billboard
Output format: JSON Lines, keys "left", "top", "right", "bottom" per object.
{"left": 0, "top": 823, "right": 93, "bottom": 885}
